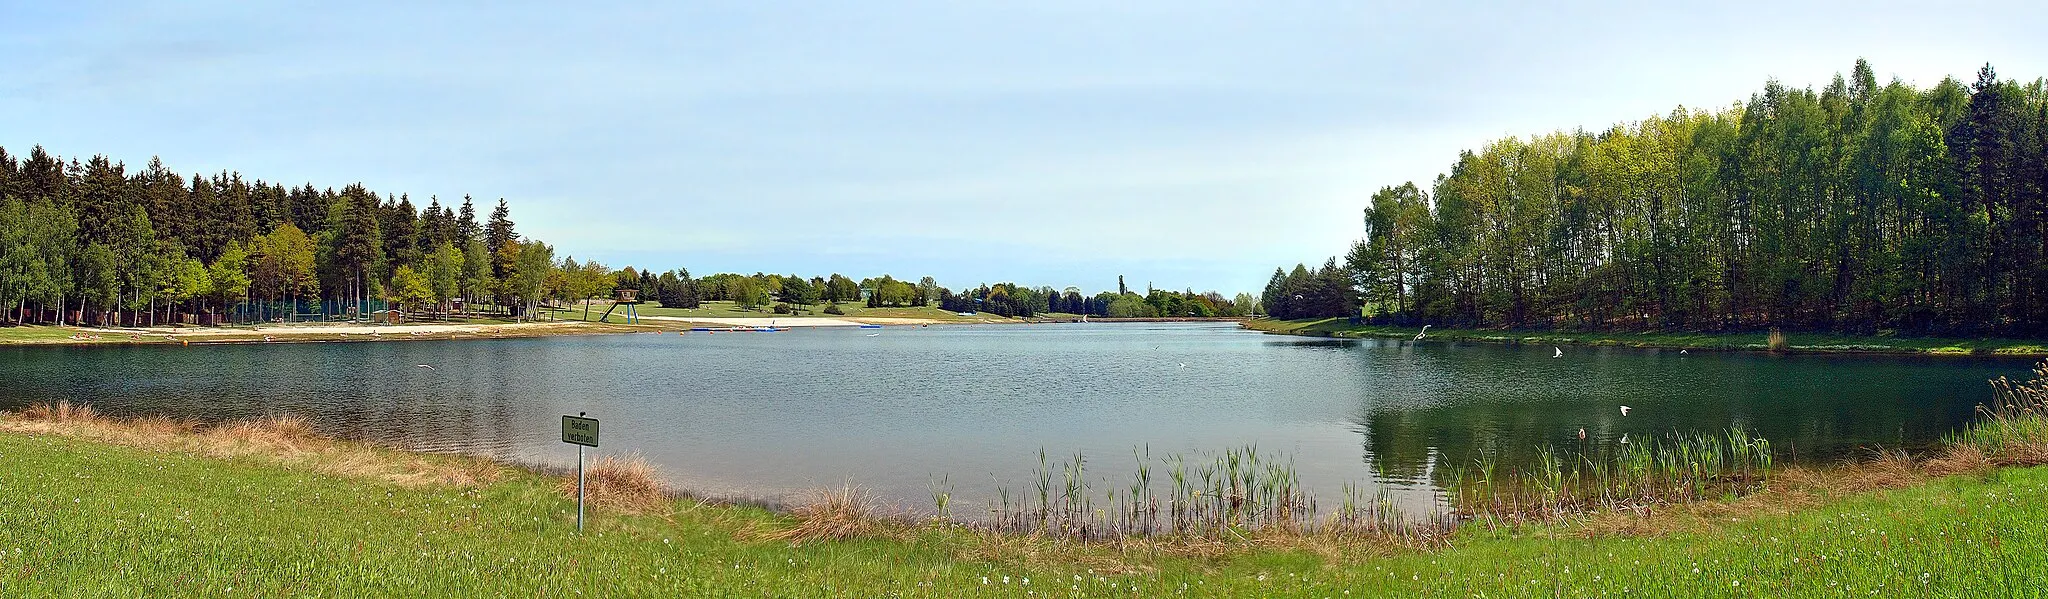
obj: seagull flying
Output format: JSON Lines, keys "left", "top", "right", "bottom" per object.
{"left": 416, "top": 364, "right": 435, "bottom": 370}
{"left": 1414, "top": 325, "right": 1431, "bottom": 341}
{"left": 1553, "top": 347, "right": 1563, "bottom": 358}
{"left": 1620, "top": 433, "right": 1630, "bottom": 445}
{"left": 1620, "top": 405, "right": 1633, "bottom": 416}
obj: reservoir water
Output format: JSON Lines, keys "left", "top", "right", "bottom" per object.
{"left": 1, "top": 323, "right": 2031, "bottom": 514}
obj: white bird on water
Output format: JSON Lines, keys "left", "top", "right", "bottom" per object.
{"left": 1620, "top": 405, "right": 1633, "bottom": 416}
{"left": 1178, "top": 362, "right": 1187, "bottom": 368}
{"left": 1414, "top": 325, "right": 1431, "bottom": 341}
{"left": 1553, "top": 347, "right": 1563, "bottom": 358}
{"left": 865, "top": 333, "right": 880, "bottom": 337}
{"left": 415, "top": 364, "right": 435, "bottom": 370}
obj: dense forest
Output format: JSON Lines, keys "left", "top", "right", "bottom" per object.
{"left": 0, "top": 149, "right": 1251, "bottom": 325}
{"left": 0, "top": 147, "right": 548, "bottom": 325}
{"left": 1273, "top": 61, "right": 2048, "bottom": 336}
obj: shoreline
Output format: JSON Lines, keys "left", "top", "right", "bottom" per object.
{"left": 3, "top": 404, "right": 2044, "bottom": 595}
{"left": 0, "top": 314, "right": 1189, "bottom": 347}
{"left": 1242, "top": 317, "right": 2048, "bottom": 357}
{"left": 0, "top": 320, "right": 652, "bottom": 347}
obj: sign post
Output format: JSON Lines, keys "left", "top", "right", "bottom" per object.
{"left": 561, "top": 413, "right": 600, "bottom": 531}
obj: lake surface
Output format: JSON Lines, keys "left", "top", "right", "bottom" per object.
{"left": 1, "top": 323, "right": 2032, "bottom": 515}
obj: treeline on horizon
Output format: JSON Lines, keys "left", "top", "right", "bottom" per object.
{"left": 0, "top": 147, "right": 1253, "bottom": 325}
{"left": 1271, "top": 60, "right": 2048, "bottom": 336}
{"left": 611, "top": 270, "right": 1258, "bottom": 319}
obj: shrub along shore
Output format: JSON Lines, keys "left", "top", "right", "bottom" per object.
{"left": 3, "top": 359, "right": 2045, "bottom": 597}
{"left": 1243, "top": 317, "right": 2048, "bottom": 357}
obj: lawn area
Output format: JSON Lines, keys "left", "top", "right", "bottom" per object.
{"left": 547, "top": 300, "right": 1015, "bottom": 323}
{"left": 1244, "top": 318, "right": 2048, "bottom": 356}
{"left": 0, "top": 326, "right": 94, "bottom": 345}
{"left": 3, "top": 427, "right": 2044, "bottom": 597}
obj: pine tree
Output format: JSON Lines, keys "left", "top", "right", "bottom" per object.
{"left": 383, "top": 194, "right": 421, "bottom": 273}
{"left": 485, "top": 198, "right": 516, "bottom": 280}
{"left": 457, "top": 195, "right": 480, "bottom": 242}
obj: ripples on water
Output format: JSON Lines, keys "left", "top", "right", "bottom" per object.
{"left": 1, "top": 323, "right": 2028, "bottom": 515}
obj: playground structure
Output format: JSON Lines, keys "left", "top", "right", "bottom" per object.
{"left": 599, "top": 288, "right": 642, "bottom": 324}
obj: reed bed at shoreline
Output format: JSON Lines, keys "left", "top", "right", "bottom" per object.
{"left": 939, "top": 431, "right": 1777, "bottom": 546}
{"left": 1442, "top": 429, "right": 1775, "bottom": 526}
{"left": 966, "top": 446, "right": 1443, "bottom": 543}
{"left": 1944, "top": 359, "right": 2048, "bottom": 465}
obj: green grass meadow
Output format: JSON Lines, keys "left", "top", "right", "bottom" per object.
{"left": 0, "top": 326, "right": 96, "bottom": 345}
{"left": 3, "top": 431, "right": 2045, "bottom": 597}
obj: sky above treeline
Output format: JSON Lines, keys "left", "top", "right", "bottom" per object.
{"left": 4, "top": 2, "right": 2044, "bottom": 294}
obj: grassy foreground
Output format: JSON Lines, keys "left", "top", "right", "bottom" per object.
{"left": 3, "top": 417, "right": 2046, "bottom": 597}
{"left": 1244, "top": 317, "right": 2048, "bottom": 356}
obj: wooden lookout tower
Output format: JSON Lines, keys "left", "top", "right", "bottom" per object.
{"left": 601, "top": 288, "right": 642, "bottom": 324}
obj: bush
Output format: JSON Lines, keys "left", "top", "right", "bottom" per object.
{"left": 771, "top": 303, "right": 793, "bottom": 314}
{"left": 823, "top": 303, "right": 845, "bottom": 315}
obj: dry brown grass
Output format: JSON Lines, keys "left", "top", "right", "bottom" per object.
{"left": 758, "top": 484, "right": 902, "bottom": 545}
{"left": 0, "top": 402, "right": 502, "bottom": 488}
{"left": 20, "top": 400, "right": 99, "bottom": 422}
{"left": 556, "top": 453, "right": 669, "bottom": 514}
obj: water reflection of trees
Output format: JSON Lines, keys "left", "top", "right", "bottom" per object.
{"left": 1357, "top": 390, "right": 1989, "bottom": 487}
{"left": 1348, "top": 350, "right": 2010, "bottom": 486}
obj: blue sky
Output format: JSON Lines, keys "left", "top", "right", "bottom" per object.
{"left": 4, "top": 2, "right": 2044, "bottom": 294}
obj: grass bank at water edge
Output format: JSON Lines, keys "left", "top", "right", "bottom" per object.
{"left": 3, "top": 416, "right": 2047, "bottom": 596}
{"left": 1243, "top": 317, "right": 2048, "bottom": 356}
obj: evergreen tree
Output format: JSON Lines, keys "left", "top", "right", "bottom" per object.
{"left": 457, "top": 195, "right": 481, "bottom": 242}
{"left": 485, "top": 198, "right": 516, "bottom": 280}
{"left": 382, "top": 194, "right": 421, "bottom": 272}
